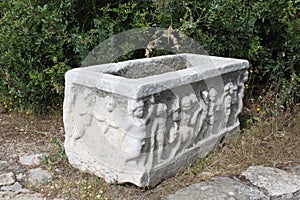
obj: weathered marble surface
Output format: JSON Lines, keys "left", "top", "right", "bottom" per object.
{"left": 242, "top": 166, "right": 300, "bottom": 199}
{"left": 63, "top": 53, "right": 249, "bottom": 187}
{"left": 167, "top": 176, "right": 268, "bottom": 200}
{"left": 167, "top": 165, "right": 300, "bottom": 200}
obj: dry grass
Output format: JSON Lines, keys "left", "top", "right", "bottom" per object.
{"left": 41, "top": 104, "right": 300, "bottom": 200}
{"left": 205, "top": 111, "right": 300, "bottom": 176}
{"left": 1, "top": 99, "right": 299, "bottom": 200}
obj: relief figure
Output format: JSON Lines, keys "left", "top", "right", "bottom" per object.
{"left": 206, "top": 88, "right": 221, "bottom": 136}
{"left": 121, "top": 99, "right": 151, "bottom": 166}
{"left": 221, "top": 82, "right": 236, "bottom": 129}
{"left": 194, "top": 91, "right": 209, "bottom": 141}
{"left": 94, "top": 96, "right": 119, "bottom": 147}
{"left": 177, "top": 93, "right": 201, "bottom": 152}
{"left": 234, "top": 71, "right": 249, "bottom": 123}
{"left": 168, "top": 96, "right": 180, "bottom": 144}
{"left": 150, "top": 102, "right": 167, "bottom": 163}
{"left": 74, "top": 91, "right": 95, "bottom": 141}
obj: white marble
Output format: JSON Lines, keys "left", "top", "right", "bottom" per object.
{"left": 242, "top": 166, "right": 300, "bottom": 199}
{"left": 63, "top": 53, "right": 249, "bottom": 187}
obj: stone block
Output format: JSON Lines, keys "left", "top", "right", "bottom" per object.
{"left": 63, "top": 53, "right": 249, "bottom": 187}
{"left": 167, "top": 177, "right": 268, "bottom": 200}
{"left": 242, "top": 166, "right": 300, "bottom": 199}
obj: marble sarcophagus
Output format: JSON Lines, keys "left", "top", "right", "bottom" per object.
{"left": 63, "top": 54, "right": 249, "bottom": 187}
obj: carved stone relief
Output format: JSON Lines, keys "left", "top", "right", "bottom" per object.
{"left": 194, "top": 90, "right": 209, "bottom": 142}
{"left": 63, "top": 53, "right": 249, "bottom": 187}
{"left": 73, "top": 87, "right": 96, "bottom": 142}
{"left": 235, "top": 70, "right": 249, "bottom": 123}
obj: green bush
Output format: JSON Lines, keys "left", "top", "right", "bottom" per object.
{"left": 0, "top": 0, "right": 155, "bottom": 112}
{"left": 0, "top": 0, "right": 299, "bottom": 112}
{"left": 172, "top": 0, "right": 299, "bottom": 105}
{"left": 0, "top": 1, "right": 78, "bottom": 112}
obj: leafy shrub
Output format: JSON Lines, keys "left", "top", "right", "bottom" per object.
{"left": 0, "top": 1, "right": 78, "bottom": 112}
{"left": 0, "top": 0, "right": 155, "bottom": 112}
{"left": 0, "top": 0, "right": 299, "bottom": 112}
{"left": 151, "top": 0, "right": 299, "bottom": 106}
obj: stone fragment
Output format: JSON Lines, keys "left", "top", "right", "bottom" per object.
{"left": 167, "top": 176, "right": 268, "bottom": 200}
{"left": 64, "top": 53, "right": 249, "bottom": 187}
{"left": 13, "top": 193, "right": 46, "bottom": 200}
{"left": 27, "top": 168, "right": 52, "bottom": 184}
{"left": 3, "top": 159, "right": 24, "bottom": 174}
{"left": 198, "top": 171, "right": 213, "bottom": 178}
{"left": 0, "top": 172, "right": 15, "bottom": 186}
{"left": 0, "top": 161, "right": 9, "bottom": 171}
{"left": 0, "top": 191, "right": 46, "bottom": 200}
{"left": 242, "top": 166, "right": 300, "bottom": 199}
{"left": 7, "top": 165, "right": 24, "bottom": 175}
{"left": 19, "top": 154, "right": 44, "bottom": 166}
{"left": 1, "top": 182, "right": 30, "bottom": 193}
{"left": 0, "top": 191, "right": 16, "bottom": 200}
{"left": 16, "top": 173, "right": 26, "bottom": 182}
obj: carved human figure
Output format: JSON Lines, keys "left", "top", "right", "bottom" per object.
{"left": 168, "top": 96, "right": 180, "bottom": 144}
{"left": 121, "top": 99, "right": 149, "bottom": 166}
{"left": 234, "top": 71, "right": 249, "bottom": 123}
{"left": 105, "top": 96, "right": 115, "bottom": 112}
{"left": 177, "top": 93, "right": 202, "bottom": 151}
{"left": 206, "top": 88, "right": 220, "bottom": 136}
{"left": 195, "top": 91, "right": 209, "bottom": 141}
{"left": 150, "top": 102, "right": 167, "bottom": 163}
{"left": 74, "top": 91, "right": 95, "bottom": 141}
{"left": 222, "top": 82, "right": 236, "bottom": 129}
{"left": 94, "top": 96, "right": 119, "bottom": 146}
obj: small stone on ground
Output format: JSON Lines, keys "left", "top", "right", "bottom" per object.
{"left": 1, "top": 182, "right": 30, "bottom": 193}
{"left": 0, "top": 172, "right": 15, "bottom": 186}
{"left": 19, "top": 154, "right": 44, "bottom": 166}
{"left": 27, "top": 168, "right": 52, "bottom": 184}
{"left": 0, "top": 191, "right": 46, "bottom": 200}
{"left": 0, "top": 161, "right": 9, "bottom": 171}
{"left": 16, "top": 173, "right": 26, "bottom": 182}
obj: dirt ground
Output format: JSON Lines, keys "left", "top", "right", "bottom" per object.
{"left": 0, "top": 104, "right": 300, "bottom": 199}
{"left": 0, "top": 111, "right": 63, "bottom": 159}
